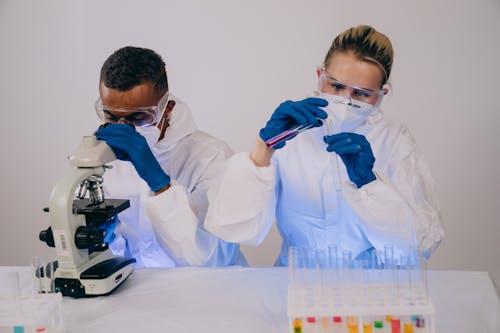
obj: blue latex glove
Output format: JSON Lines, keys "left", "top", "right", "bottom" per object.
{"left": 100, "top": 215, "right": 118, "bottom": 244}
{"left": 323, "top": 133, "right": 376, "bottom": 188}
{"left": 96, "top": 124, "right": 171, "bottom": 192}
{"left": 259, "top": 97, "right": 328, "bottom": 149}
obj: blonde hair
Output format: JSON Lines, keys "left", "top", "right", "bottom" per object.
{"left": 323, "top": 25, "right": 393, "bottom": 85}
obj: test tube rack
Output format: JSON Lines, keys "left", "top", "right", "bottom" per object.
{"left": 0, "top": 293, "right": 63, "bottom": 333}
{"left": 287, "top": 247, "right": 435, "bottom": 333}
{"left": 0, "top": 268, "right": 63, "bottom": 333}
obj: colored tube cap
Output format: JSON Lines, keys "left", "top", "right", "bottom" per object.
{"left": 404, "top": 322, "right": 414, "bottom": 333}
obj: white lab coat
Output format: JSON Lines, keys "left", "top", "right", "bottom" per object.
{"left": 104, "top": 95, "right": 247, "bottom": 268}
{"left": 205, "top": 106, "right": 444, "bottom": 265}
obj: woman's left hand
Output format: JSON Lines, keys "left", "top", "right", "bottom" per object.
{"left": 324, "top": 132, "right": 376, "bottom": 188}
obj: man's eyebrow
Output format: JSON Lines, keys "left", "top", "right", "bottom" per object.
{"left": 103, "top": 110, "right": 119, "bottom": 117}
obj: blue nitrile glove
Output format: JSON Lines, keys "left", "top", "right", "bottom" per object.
{"left": 259, "top": 97, "right": 328, "bottom": 149}
{"left": 100, "top": 215, "right": 118, "bottom": 244}
{"left": 323, "top": 133, "right": 376, "bottom": 188}
{"left": 96, "top": 124, "right": 171, "bottom": 192}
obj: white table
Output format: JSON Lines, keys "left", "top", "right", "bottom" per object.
{"left": 59, "top": 268, "right": 499, "bottom": 333}
{"left": 2, "top": 267, "right": 499, "bottom": 332}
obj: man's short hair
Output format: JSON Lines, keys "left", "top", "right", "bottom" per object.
{"left": 100, "top": 46, "right": 168, "bottom": 95}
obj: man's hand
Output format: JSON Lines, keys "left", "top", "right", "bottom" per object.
{"left": 96, "top": 124, "right": 171, "bottom": 192}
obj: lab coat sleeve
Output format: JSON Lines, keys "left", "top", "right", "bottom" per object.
{"left": 342, "top": 126, "right": 444, "bottom": 258}
{"left": 144, "top": 147, "right": 234, "bottom": 266}
{"left": 204, "top": 152, "right": 277, "bottom": 246}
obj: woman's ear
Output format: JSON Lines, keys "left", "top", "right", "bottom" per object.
{"left": 316, "top": 67, "right": 324, "bottom": 78}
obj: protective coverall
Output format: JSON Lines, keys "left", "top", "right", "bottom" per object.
{"left": 205, "top": 104, "right": 444, "bottom": 265}
{"left": 105, "top": 95, "right": 247, "bottom": 267}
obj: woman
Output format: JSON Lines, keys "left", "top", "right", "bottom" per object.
{"left": 205, "top": 25, "right": 444, "bottom": 266}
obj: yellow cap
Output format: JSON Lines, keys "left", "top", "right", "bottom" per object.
{"left": 404, "top": 322, "right": 414, "bottom": 333}
{"left": 348, "top": 324, "right": 359, "bottom": 333}
{"left": 364, "top": 323, "right": 373, "bottom": 333}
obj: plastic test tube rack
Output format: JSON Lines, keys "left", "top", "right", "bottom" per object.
{"left": 287, "top": 246, "right": 435, "bottom": 333}
{"left": 0, "top": 263, "right": 63, "bottom": 333}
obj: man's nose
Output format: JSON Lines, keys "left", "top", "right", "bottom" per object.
{"left": 117, "top": 117, "right": 131, "bottom": 125}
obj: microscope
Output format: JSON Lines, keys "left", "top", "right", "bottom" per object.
{"left": 39, "top": 135, "right": 136, "bottom": 298}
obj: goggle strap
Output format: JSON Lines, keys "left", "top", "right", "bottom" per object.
{"left": 158, "top": 100, "right": 176, "bottom": 141}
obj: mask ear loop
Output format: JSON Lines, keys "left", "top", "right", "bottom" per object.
{"left": 157, "top": 100, "right": 176, "bottom": 141}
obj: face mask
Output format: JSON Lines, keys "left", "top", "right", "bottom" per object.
{"left": 319, "top": 93, "right": 376, "bottom": 133}
{"left": 136, "top": 125, "right": 161, "bottom": 149}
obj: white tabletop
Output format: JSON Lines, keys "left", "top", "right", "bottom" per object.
{"left": 57, "top": 267, "right": 499, "bottom": 333}
{"left": 1, "top": 267, "right": 498, "bottom": 333}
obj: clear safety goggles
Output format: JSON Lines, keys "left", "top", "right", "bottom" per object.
{"left": 318, "top": 71, "right": 386, "bottom": 107}
{"left": 94, "top": 90, "right": 169, "bottom": 127}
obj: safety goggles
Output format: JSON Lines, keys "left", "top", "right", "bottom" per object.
{"left": 94, "top": 90, "right": 169, "bottom": 127}
{"left": 318, "top": 72, "right": 386, "bottom": 106}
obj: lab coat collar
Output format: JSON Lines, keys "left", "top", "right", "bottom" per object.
{"left": 155, "top": 94, "right": 198, "bottom": 151}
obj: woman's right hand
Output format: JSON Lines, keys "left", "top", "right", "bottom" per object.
{"left": 259, "top": 97, "right": 328, "bottom": 149}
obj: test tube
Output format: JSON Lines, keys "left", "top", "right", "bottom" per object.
{"left": 328, "top": 246, "right": 339, "bottom": 270}
{"left": 293, "top": 318, "right": 303, "bottom": 333}
{"left": 342, "top": 250, "right": 352, "bottom": 270}
{"left": 403, "top": 322, "right": 414, "bottom": 333}
{"left": 414, "top": 316, "right": 426, "bottom": 333}
{"left": 289, "top": 247, "right": 300, "bottom": 286}
{"left": 265, "top": 123, "right": 314, "bottom": 149}
{"left": 384, "top": 245, "right": 395, "bottom": 269}
{"left": 47, "top": 260, "right": 56, "bottom": 293}
{"left": 321, "top": 317, "right": 329, "bottom": 332}
{"left": 339, "top": 250, "right": 350, "bottom": 306}
{"left": 391, "top": 317, "right": 401, "bottom": 333}
{"left": 347, "top": 316, "right": 359, "bottom": 333}
{"left": 304, "top": 316, "right": 319, "bottom": 333}
{"left": 31, "top": 256, "right": 43, "bottom": 294}
{"left": 373, "top": 320, "right": 385, "bottom": 333}
{"left": 332, "top": 317, "right": 343, "bottom": 333}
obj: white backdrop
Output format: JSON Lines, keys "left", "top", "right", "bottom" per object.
{"left": 1, "top": 0, "right": 499, "bottom": 285}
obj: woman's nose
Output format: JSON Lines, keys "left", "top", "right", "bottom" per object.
{"left": 340, "top": 88, "right": 355, "bottom": 98}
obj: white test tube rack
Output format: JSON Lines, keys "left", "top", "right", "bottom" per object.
{"left": 0, "top": 266, "right": 63, "bottom": 333}
{"left": 287, "top": 246, "right": 435, "bottom": 333}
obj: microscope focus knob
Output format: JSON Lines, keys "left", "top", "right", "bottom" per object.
{"left": 39, "top": 227, "right": 55, "bottom": 247}
{"left": 75, "top": 226, "right": 106, "bottom": 250}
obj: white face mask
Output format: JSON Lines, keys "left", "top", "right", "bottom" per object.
{"left": 136, "top": 125, "right": 161, "bottom": 149}
{"left": 319, "top": 93, "right": 376, "bottom": 133}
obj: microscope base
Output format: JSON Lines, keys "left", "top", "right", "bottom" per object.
{"left": 55, "top": 256, "right": 136, "bottom": 298}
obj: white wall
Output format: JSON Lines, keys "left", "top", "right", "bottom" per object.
{"left": 1, "top": 0, "right": 499, "bottom": 285}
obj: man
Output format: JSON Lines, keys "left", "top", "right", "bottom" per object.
{"left": 95, "top": 46, "right": 246, "bottom": 267}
